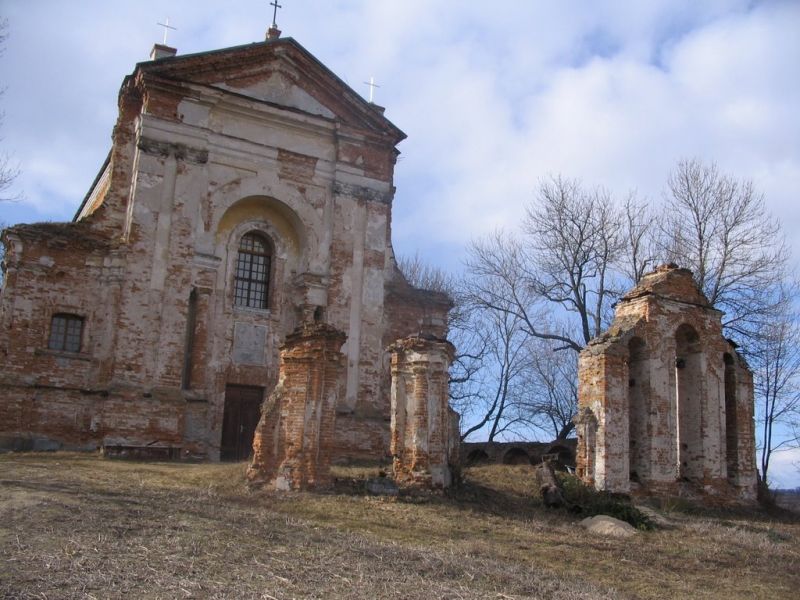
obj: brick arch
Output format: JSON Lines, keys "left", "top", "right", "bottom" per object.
{"left": 465, "top": 449, "right": 490, "bottom": 466}
{"left": 502, "top": 447, "right": 531, "bottom": 465}
{"left": 544, "top": 443, "right": 575, "bottom": 467}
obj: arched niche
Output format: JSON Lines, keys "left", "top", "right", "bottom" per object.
{"left": 215, "top": 197, "right": 306, "bottom": 319}
{"left": 502, "top": 447, "right": 531, "bottom": 465}
{"left": 627, "top": 336, "right": 649, "bottom": 482}
{"left": 215, "top": 196, "right": 306, "bottom": 260}
{"left": 465, "top": 449, "right": 490, "bottom": 466}
{"left": 723, "top": 352, "right": 739, "bottom": 480}
{"left": 675, "top": 323, "right": 703, "bottom": 480}
{"left": 576, "top": 407, "right": 598, "bottom": 483}
{"left": 545, "top": 444, "right": 575, "bottom": 468}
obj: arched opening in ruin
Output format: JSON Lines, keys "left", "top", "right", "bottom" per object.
{"left": 502, "top": 447, "right": 531, "bottom": 465}
{"left": 578, "top": 409, "right": 598, "bottom": 482}
{"left": 675, "top": 324, "right": 703, "bottom": 480}
{"left": 466, "top": 449, "right": 490, "bottom": 466}
{"left": 724, "top": 352, "right": 739, "bottom": 480}
{"left": 628, "top": 336, "right": 649, "bottom": 482}
{"left": 546, "top": 444, "right": 575, "bottom": 468}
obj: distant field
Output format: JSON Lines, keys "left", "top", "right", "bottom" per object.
{"left": 1, "top": 453, "right": 798, "bottom": 599}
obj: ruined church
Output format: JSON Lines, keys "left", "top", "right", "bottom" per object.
{"left": 0, "top": 26, "right": 458, "bottom": 485}
{"left": 1, "top": 24, "right": 758, "bottom": 501}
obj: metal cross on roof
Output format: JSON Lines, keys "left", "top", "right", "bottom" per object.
{"left": 363, "top": 76, "right": 380, "bottom": 103}
{"left": 156, "top": 17, "right": 177, "bottom": 45}
{"left": 270, "top": 1, "right": 283, "bottom": 27}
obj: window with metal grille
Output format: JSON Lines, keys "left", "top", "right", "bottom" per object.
{"left": 48, "top": 314, "right": 84, "bottom": 352}
{"left": 234, "top": 232, "right": 271, "bottom": 309}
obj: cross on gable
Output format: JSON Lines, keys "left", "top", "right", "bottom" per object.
{"left": 363, "top": 77, "right": 380, "bottom": 103}
{"left": 156, "top": 17, "right": 177, "bottom": 45}
{"left": 270, "top": 1, "right": 282, "bottom": 27}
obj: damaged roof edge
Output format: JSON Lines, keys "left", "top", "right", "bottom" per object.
{"left": 73, "top": 150, "right": 112, "bottom": 222}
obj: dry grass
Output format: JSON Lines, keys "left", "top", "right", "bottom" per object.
{"left": 1, "top": 454, "right": 798, "bottom": 599}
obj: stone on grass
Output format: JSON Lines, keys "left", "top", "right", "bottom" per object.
{"left": 634, "top": 504, "right": 675, "bottom": 529}
{"left": 580, "top": 515, "right": 638, "bottom": 538}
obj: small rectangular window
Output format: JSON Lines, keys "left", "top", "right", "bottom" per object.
{"left": 48, "top": 314, "right": 84, "bottom": 353}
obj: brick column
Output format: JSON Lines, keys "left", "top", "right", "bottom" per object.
{"left": 389, "top": 335, "right": 456, "bottom": 488}
{"left": 577, "top": 347, "right": 629, "bottom": 493}
{"left": 246, "top": 323, "right": 346, "bottom": 490}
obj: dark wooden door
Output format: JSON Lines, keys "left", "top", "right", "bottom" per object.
{"left": 221, "top": 385, "right": 263, "bottom": 461}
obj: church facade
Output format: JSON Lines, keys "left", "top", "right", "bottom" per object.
{"left": 0, "top": 35, "right": 450, "bottom": 462}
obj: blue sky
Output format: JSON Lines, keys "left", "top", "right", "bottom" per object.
{"left": 1, "top": 1, "right": 799, "bottom": 486}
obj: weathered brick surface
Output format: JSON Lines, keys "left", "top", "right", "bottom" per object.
{"left": 389, "top": 335, "right": 457, "bottom": 488}
{"left": 247, "top": 323, "right": 346, "bottom": 490}
{"left": 576, "top": 265, "right": 757, "bottom": 503}
{"left": 0, "top": 37, "right": 451, "bottom": 463}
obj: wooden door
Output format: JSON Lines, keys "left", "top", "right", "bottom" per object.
{"left": 221, "top": 385, "right": 263, "bottom": 461}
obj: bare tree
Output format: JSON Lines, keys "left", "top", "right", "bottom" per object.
{"left": 620, "top": 193, "right": 659, "bottom": 284}
{"left": 462, "top": 176, "right": 634, "bottom": 440}
{"left": 396, "top": 252, "right": 456, "bottom": 295}
{"left": 524, "top": 176, "right": 625, "bottom": 345}
{"left": 466, "top": 176, "right": 626, "bottom": 355}
{"left": 516, "top": 336, "right": 578, "bottom": 440}
{"left": 462, "top": 163, "right": 795, "bottom": 450}
{"left": 663, "top": 159, "right": 788, "bottom": 345}
{"left": 753, "top": 289, "right": 800, "bottom": 485}
{"left": 0, "top": 151, "right": 17, "bottom": 201}
{"left": 397, "top": 252, "right": 544, "bottom": 441}
{"left": 458, "top": 301, "right": 529, "bottom": 441}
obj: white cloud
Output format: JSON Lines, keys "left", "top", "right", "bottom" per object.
{"left": 768, "top": 447, "right": 800, "bottom": 490}
{"left": 1, "top": 1, "right": 798, "bottom": 268}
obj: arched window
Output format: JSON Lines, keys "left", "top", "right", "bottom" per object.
{"left": 48, "top": 313, "right": 84, "bottom": 352}
{"left": 234, "top": 232, "right": 272, "bottom": 309}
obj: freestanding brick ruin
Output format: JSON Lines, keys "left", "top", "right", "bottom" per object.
{"left": 0, "top": 27, "right": 459, "bottom": 488}
{"left": 389, "top": 335, "right": 460, "bottom": 488}
{"left": 576, "top": 265, "right": 757, "bottom": 502}
{"left": 246, "top": 322, "right": 346, "bottom": 490}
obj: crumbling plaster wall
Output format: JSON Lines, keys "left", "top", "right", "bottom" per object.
{"left": 104, "top": 65, "right": 403, "bottom": 459}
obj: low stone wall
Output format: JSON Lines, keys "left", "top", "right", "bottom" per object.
{"left": 461, "top": 440, "right": 577, "bottom": 468}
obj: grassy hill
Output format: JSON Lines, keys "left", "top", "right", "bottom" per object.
{"left": 1, "top": 453, "right": 798, "bottom": 599}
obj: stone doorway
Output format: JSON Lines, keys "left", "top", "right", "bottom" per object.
{"left": 221, "top": 385, "right": 263, "bottom": 461}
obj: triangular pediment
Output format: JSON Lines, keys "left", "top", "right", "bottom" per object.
{"left": 135, "top": 38, "right": 405, "bottom": 143}
{"left": 215, "top": 71, "right": 335, "bottom": 119}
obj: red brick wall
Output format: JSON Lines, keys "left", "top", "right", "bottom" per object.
{"left": 247, "top": 323, "right": 346, "bottom": 490}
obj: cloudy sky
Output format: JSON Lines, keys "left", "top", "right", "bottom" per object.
{"left": 2, "top": 1, "right": 799, "bottom": 484}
